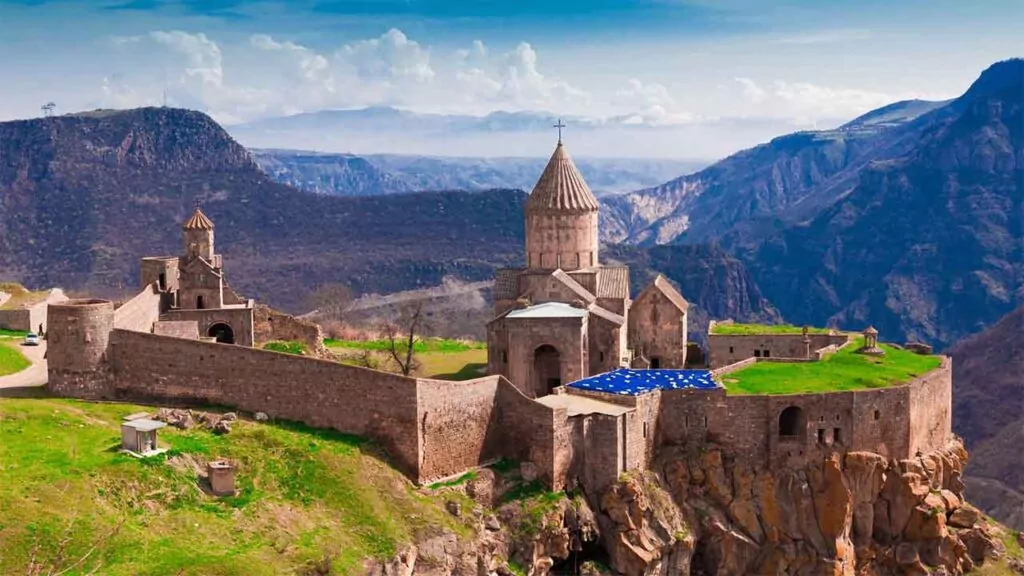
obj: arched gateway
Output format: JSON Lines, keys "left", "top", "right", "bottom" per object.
{"left": 533, "top": 344, "right": 561, "bottom": 396}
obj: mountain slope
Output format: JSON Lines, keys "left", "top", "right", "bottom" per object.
{"left": 0, "top": 106, "right": 771, "bottom": 328}
{"left": 949, "top": 306, "right": 1024, "bottom": 530}
{"left": 602, "top": 98, "right": 951, "bottom": 246}
{"left": 750, "top": 59, "right": 1023, "bottom": 348}
{"left": 0, "top": 107, "right": 524, "bottom": 312}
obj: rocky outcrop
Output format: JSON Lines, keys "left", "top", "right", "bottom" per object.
{"left": 600, "top": 438, "right": 1006, "bottom": 576}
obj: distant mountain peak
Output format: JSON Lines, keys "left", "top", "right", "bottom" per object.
{"left": 959, "top": 58, "right": 1024, "bottom": 102}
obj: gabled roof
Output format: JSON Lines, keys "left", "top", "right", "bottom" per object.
{"left": 637, "top": 274, "right": 689, "bottom": 312}
{"left": 183, "top": 208, "right": 214, "bottom": 230}
{"left": 549, "top": 269, "right": 596, "bottom": 303}
{"left": 596, "top": 266, "right": 630, "bottom": 299}
{"left": 493, "top": 268, "right": 521, "bottom": 300}
{"left": 525, "top": 143, "right": 599, "bottom": 213}
{"left": 588, "top": 303, "right": 625, "bottom": 326}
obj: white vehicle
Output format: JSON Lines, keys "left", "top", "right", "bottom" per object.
{"left": 23, "top": 332, "right": 40, "bottom": 346}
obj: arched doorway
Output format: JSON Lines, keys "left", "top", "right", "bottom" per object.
{"left": 207, "top": 323, "right": 235, "bottom": 344}
{"left": 533, "top": 345, "right": 561, "bottom": 396}
{"left": 778, "top": 406, "right": 805, "bottom": 438}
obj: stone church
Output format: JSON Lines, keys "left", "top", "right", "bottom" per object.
{"left": 487, "top": 139, "right": 691, "bottom": 398}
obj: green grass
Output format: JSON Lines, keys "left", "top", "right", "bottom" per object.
{"left": 262, "top": 340, "right": 307, "bottom": 355}
{"left": 722, "top": 338, "right": 942, "bottom": 395}
{"left": 0, "top": 328, "right": 30, "bottom": 338}
{"left": 324, "top": 337, "right": 485, "bottom": 353}
{"left": 426, "top": 471, "right": 477, "bottom": 490}
{"left": 330, "top": 341, "right": 488, "bottom": 382}
{"left": 710, "top": 322, "right": 833, "bottom": 335}
{"left": 0, "top": 342, "right": 31, "bottom": 376}
{"left": 0, "top": 398, "right": 471, "bottom": 575}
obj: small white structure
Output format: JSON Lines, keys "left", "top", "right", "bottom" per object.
{"left": 121, "top": 418, "right": 167, "bottom": 456}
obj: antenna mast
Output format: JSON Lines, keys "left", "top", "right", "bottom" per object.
{"left": 41, "top": 102, "right": 56, "bottom": 117}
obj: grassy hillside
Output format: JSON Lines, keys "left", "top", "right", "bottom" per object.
{"left": 0, "top": 398, "right": 471, "bottom": 575}
{"left": 0, "top": 342, "right": 30, "bottom": 376}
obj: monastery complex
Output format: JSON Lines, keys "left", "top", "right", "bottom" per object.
{"left": 43, "top": 139, "right": 953, "bottom": 495}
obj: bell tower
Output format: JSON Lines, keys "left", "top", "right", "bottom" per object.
{"left": 524, "top": 122, "right": 600, "bottom": 271}
{"left": 182, "top": 206, "right": 215, "bottom": 261}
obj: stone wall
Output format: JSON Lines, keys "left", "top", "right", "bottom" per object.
{"left": 153, "top": 321, "right": 199, "bottom": 339}
{"left": 160, "top": 307, "right": 254, "bottom": 347}
{"left": 504, "top": 316, "right": 587, "bottom": 398}
{"left": 495, "top": 380, "right": 568, "bottom": 490}
{"left": 0, "top": 289, "right": 69, "bottom": 332}
{"left": 708, "top": 333, "right": 849, "bottom": 368}
{"left": 416, "top": 376, "right": 503, "bottom": 482}
{"left": 140, "top": 256, "right": 179, "bottom": 293}
{"left": 907, "top": 356, "right": 953, "bottom": 456}
{"left": 253, "top": 304, "right": 328, "bottom": 358}
{"left": 629, "top": 289, "right": 687, "bottom": 368}
{"left": 113, "top": 285, "right": 162, "bottom": 333}
{"left": 47, "top": 299, "right": 116, "bottom": 390}
{"left": 105, "top": 330, "right": 424, "bottom": 476}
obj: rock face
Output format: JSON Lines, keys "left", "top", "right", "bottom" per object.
{"left": 372, "top": 438, "right": 1010, "bottom": 576}
{"left": 582, "top": 438, "right": 1005, "bottom": 576}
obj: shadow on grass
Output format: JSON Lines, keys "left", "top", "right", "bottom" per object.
{"left": 430, "top": 363, "right": 487, "bottom": 381}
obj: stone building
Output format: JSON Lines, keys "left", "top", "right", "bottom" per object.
{"left": 487, "top": 139, "right": 690, "bottom": 397}
{"left": 140, "top": 207, "right": 255, "bottom": 346}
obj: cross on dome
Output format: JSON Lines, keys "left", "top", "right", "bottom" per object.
{"left": 553, "top": 118, "right": 566, "bottom": 144}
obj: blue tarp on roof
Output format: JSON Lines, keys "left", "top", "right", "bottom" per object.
{"left": 568, "top": 368, "right": 719, "bottom": 396}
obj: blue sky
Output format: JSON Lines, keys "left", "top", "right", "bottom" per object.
{"left": 0, "top": 0, "right": 1021, "bottom": 156}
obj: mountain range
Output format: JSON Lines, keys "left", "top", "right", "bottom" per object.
{"left": 252, "top": 149, "right": 706, "bottom": 197}
{"left": 0, "top": 107, "right": 774, "bottom": 329}
{"left": 225, "top": 105, "right": 804, "bottom": 159}
{"left": 606, "top": 58, "right": 1022, "bottom": 349}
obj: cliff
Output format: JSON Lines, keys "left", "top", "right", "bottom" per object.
{"left": 383, "top": 438, "right": 1022, "bottom": 576}
{"left": 950, "top": 307, "right": 1024, "bottom": 531}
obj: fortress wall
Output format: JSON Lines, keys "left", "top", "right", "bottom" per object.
{"left": 631, "top": 392, "right": 662, "bottom": 469}
{"left": 849, "top": 386, "right": 912, "bottom": 458}
{"left": 658, "top": 388, "right": 723, "bottom": 448}
{"left": 708, "top": 394, "right": 772, "bottom": 465}
{"left": 0, "top": 308, "right": 30, "bottom": 331}
{"left": 416, "top": 376, "right": 503, "bottom": 483}
{"left": 582, "top": 413, "right": 626, "bottom": 494}
{"left": 106, "top": 330, "right": 422, "bottom": 477}
{"left": 708, "top": 333, "right": 849, "bottom": 368}
{"left": 114, "top": 285, "right": 162, "bottom": 332}
{"left": 496, "top": 380, "right": 568, "bottom": 490}
{"left": 47, "top": 299, "right": 117, "bottom": 397}
{"left": 253, "top": 304, "right": 328, "bottom": 358}
{"left": 153, "top": 321, "right": 199, "bottom": 339}
{"left": 907, "top": 357, "right": 953, "bottom": 456}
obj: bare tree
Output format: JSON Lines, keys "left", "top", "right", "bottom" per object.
{"left": 307, "top": 283, "right": 353, "bottom": 323}
{"left": 381, "top": 300, "right": 426, "bottom": 376}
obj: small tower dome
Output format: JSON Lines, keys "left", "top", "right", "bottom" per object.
{"left": 524, "top": 139, "right": 600, "bottom": 271}
{"left": 183, "top": 206, "right": 215, "bottom": 261}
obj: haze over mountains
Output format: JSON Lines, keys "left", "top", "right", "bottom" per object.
{"left": 253, "top": 149, "right": 707, "bottom": 197}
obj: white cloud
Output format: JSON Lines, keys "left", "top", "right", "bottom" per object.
{"left": 614, "top": 79, "right": 676, "bottom": 109}
{"left": 733, "top": 77, "right": 766, "bottom": 103}
{"left": 337, "top": 28, "right": 434, "bottom": 83}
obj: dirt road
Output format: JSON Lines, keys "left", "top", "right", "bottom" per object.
{"left": 0, "top": 340, "right": 47, "bottom": 389}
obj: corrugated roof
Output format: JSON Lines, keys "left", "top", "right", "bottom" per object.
{"left": 569, "top": 368, "right": 718, "bottom": 396}
{"left": 493, "top": 268, "right": 521, "bottom": 300}
{"left": 525, "top": 143, "right": 599, "bottom": 213}
{"left": 596, "top": 266, "right": 630, "bottom": 299}
{"left": 183, "top": 208, "right": 214, "bottom": 230}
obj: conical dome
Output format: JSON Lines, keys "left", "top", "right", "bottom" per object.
{"left": 183, "top": 207, "right": 214, "bottom": 230}
{"left": 525, "top": 143, "right": 599, "bottom": 213}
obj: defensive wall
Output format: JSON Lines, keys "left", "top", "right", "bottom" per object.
{"left": 46, "top": 297, "right": 568, "bottom": 487}
{"left": 0, "top": 288, "right": 69, "bottom": 332}
{"left": 707, "top": 329, "right": 850, "bottom": 368}
{"left": 551, "top": 356, "right": 952, "bottom": 494}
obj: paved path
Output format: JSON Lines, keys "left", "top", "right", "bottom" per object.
{"left": 0, "top": 340, "right": 47, "bottom": 390}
